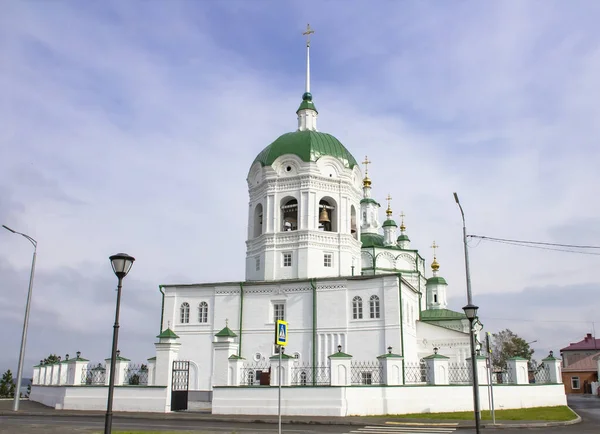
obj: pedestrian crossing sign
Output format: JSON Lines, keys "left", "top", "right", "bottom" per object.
{"left": 275, "top": 320, "right": 288, "bottom": 346}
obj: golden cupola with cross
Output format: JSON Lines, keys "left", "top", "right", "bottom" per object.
{"left": 245, "top": 23, "right": 363, "bottom": 282}
{"left": 425, "top": 241, "right": 449, "bottom": 310}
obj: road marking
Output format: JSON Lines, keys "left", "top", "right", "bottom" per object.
{"left": 349, "top": 426, "right": 457, "bottom": 434}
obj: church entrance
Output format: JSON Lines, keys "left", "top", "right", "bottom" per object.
{"left": 171, "top": 360, "right": 190, "bottom": 411}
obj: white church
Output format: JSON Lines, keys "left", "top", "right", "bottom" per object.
{"left": 30, "top": 27, "right": 567, "bottom": 416}
{"left": 159, "top": 27, "right": 475, "bottom": 397}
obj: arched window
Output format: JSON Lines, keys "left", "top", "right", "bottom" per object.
{"left": 180, "top": 302, "right": 190, "bottom": 324}
{"left": 281, "top": 198, "right": 298, "bottom": 231}
{"left": 352, "top": 296, "right": 363, "bottom": 320}
{"left": 318, "top": 199, "right": 337, "bottom": 232}
{"left": 350, "top": 205, "right": 357, "bottom": 239}
{"left": 300, "top": 371, "right": 307, "bottom": 386}
{"left": 369, "top": 295, "right": 380, "bottom": 319}
{"left": 198, "top": 302, "right": 208, "bottom": 323}
{"left": 253, "top": 204, "right": 263, "bottom": 238}
{"left": 248, "top": 370, "right": 255, "bottom": 386}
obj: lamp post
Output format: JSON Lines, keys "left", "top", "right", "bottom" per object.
{"left": 463, "top": 303, "right": 481, "bottom": 433}
{"left": 2, "top": 225, "right": 37, "bottom": 412}
{"left": 453, "top": 193, "right": 481, "bottom": 433}
{"left": 104, "top": 253, "right": 135, "bottom": 434}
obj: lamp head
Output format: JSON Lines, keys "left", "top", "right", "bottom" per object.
{"left": 2, "top": 224, "right": 16, "bottom": 233}
{"left": 453, "top": 192, "right": 459, "bottom": 204}
{"left": 110, "top": 253, "right": 135, "bottom": 279}
{"left": 337, "top": 345, "right": 342, "bottom": 353}
{"left": 387, "top": 346, "right": 392, "bottom": 354}
{"left": 462, "top": 303, "right": 479, "bottom": 321}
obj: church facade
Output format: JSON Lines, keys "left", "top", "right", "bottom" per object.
{"left": 159, "top": 31, "right": 474, "bottom": 396}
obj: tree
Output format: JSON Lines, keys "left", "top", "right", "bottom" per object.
{"left": 491, "top": 329, "right": 534, "bottom": 370}
{"left": 0, "top": 369, "right": 16, "bottom": 398}
{"left": 44, "top": 354, "right": 60, "bottom": 364}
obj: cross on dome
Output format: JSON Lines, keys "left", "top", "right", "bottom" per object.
{"left": 303, "top": 23, "right": 315, "bottom": 46}
{"left": 362, "top": 156, "right": 372, "bottom": 174}
{"left": 430, "top": 241, "right": 440, "bottom": 272}
{"left": 386, "top": 194, "right": 393, "bottom": 216}
{"left": 399, "top": 211, "right": 406, "bottom": 231}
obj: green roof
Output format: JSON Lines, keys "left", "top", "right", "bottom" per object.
{"left": 361, "top": 232, "right": 384, "bottom": 248}
{"left": 156, "top": 328, "right": 179, "bottom": 339}
{"left": 426, "top": 276, "right": 447, "bottom": 285}
{"left": 329, "top": 351, "right": 353, "bottom": 358}
{"left": 420, "top": 309, "right": 466, "bottom": 321}
{"left": 215, "top": 326, "right": 237, "bottom": 338}
{"left": 360, "top": 198, "right": 380, "bottom": 206}
{"left": 228, "top": 354, "right": 244, "bottom": 360}
{"left": 377, "top": 353, "right": 403, "bottom": 359}
{"left": 296, "top": 92, "right": 318, "bottom": 113}
{"left": 397, "top": 234, "right": 410, "bottom": 242}
{"left": 382, "top": 219, "right": 397, "bottom": 227}
{"left": 269, "top": 353, "right": 294, "bottom": 360}
{"left": 423, "top": 353, "right": 450, "bottom": 360}
{"left": 253, "top": 130, "right": 357, "bottom": 169}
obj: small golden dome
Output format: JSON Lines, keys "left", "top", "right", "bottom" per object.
{"left": 431, "top": 258, "right": 440, "bottom": 271}
{"left": 363, "top": 176, "right": 371, "bottom": 187}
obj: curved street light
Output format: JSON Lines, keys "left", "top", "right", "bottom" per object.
{"left": 2, "top": 225, "right": 37, "bottom": 412}
{"left": 104, "top": 253, "right": 135, "bottom": 434}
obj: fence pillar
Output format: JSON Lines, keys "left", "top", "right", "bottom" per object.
{"left": 507, "top": 357, "right": 529, "bottom": 384}
{"left": 542, "top": 351, "right": 562, "bottom": 384}
{"left": 147, "top": 357, "right": 156, "bottom": 386}
{"left": 423, "top": 349, "right": 450, "bottom": 385}
{"left": 32, "top": 364, "right": 41, "bottom": 385}
{"left": 466, "top": 355, "right": 489, "bottom": 385}
{"left": 377, "top": 348, "right": 404, "bottom": 385}
{"left": 213, "top": 324, "right": 239, "bottom": 387}
{"left": 106, "top": 352, "right": 131, "bottom": 385}
{"left": 328, "top": 348, "right": 352, "bottom": 386}
{"left": 269, "top": 353, "right": 294, "bottom": 386}
{"left": 228, "top": 355, "right": 245, "bottom": 386}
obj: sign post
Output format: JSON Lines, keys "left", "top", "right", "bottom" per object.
{"left": 486, "top": 332, "right": 496, "bottom": 424}
{"left": 275, "top": 320, "right": 288, "bottom": 434}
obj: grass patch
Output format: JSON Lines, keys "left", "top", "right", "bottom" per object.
{"left": 382, "top": 406, "right": 577, "bottom": 421}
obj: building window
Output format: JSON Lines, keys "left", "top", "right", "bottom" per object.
{"left": 361, "top": 372, "right": 373, "bottom": 385}
{"left": 300, "top": 371, "right": 307, "bottom": 386}
{"left": 572, "top": 376, "right": 580, "bottom": 389}
{"left": 198, "top": 302, "right": 208, "bottom": 323}
{"left": 369, "top": 295, "right": 380, "bottom": 319}
{"left": 352, "top": 296, "right": 363, "bottom": 319}
{"left": 433, "top": 294, "right": 438, "bottom": 303}
{"left": 255, "top": 256, "right": 260, "bottom": 271}
{"left": 324, "top": 253, "right": 332, "bottom": 267}
{"left": 293, "top": 352, "right": 301, "bottom": 360}
{"left": 180, "top": 302, "right": 190, "bottom": 324}
{"left": 273, "top": 303, "right": 285, "bottom": 322}
{"left": 283, "top": 252, "right": 292, "bottom": 267}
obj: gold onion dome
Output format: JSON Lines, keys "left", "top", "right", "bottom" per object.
{"left": 363, "top": 176, "right": 371, "bottom": 187}
{"left": 431, "top": 258, "right": 440, "bottom": 272}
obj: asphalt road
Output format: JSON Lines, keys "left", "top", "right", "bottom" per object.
{"left": 1, "top": 395, "right": 598, "bottom": 434}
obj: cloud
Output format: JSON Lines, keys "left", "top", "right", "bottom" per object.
{"left": 1, "top": 0, "right": 599, "bottom": 372}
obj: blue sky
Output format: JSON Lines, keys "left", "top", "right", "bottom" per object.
{"left": 2, "top": 0, "right": 600, "bottom": 373}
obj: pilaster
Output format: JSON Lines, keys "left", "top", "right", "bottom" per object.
{"left": 147, "top": 357, "right": 156, "bottom": 386}
{"left": 466, "top": 355, "right": 489, "bottom": 385}
{"left": 328, "top": 349, "right": 352, "bottom": 386}
{"left": 507, "top": 357, "right": 529, "bottom": 385}
{"left": 228, "top": 355, "right": 245, "bottom": 386}
{"left": 377, "top": 351, "right": 404, "bottom": 385}
{"left": 213, "top": 325, "right": 239, "bottom": 387}
{"left": 542, "top": 352, "right": 562, "bottom": 384}
{"left": 423, "top": 350, "right": 450, "bottom": 385}
{"left": 269, "top": 353, "right": 294, "bottom": 386}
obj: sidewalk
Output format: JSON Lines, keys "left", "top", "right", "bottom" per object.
{"left": 0, "top": 399, "right": 582, "bottom": 429}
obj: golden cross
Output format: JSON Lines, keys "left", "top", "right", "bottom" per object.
{"left": 386, "top": 194, "right": 392, "bottom": 207}
{"left": 303, "top": 23, "right": 315, "bottom": 46}
{"left": 226, "top": 318, "right": 229, "bottom": 327}
{"left": 431, "top": 241, "right": 439, "bottom": 257}
{"left": 399, "top": 211, "right": 405, "bottom": 221}
{"left": 362, "top": 155, "right": 371, "bottom": 175}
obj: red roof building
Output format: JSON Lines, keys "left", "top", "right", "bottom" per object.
{"left": 560, "top": 333, "right": 600, "bottom": 368}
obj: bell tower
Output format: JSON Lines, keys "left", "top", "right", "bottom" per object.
{"left": 245, "top": 24, "right": 363, "bottom": 281}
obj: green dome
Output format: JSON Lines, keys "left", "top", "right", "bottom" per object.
{"left": 361, "top": 232, "right": 384, "bottom": 248}
{"left": 382, "top": 220, "right": 397, "bottom": 228}
{"left": 397, "top": 234, "right": 410, "bottom": 242}
{"left": 426, "top": 276, "right": 448, "bottom": 285}
{"left": 253, "top": 130, "right": 358, "bottom": 169}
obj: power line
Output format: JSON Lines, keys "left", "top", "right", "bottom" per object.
{"left": 481, "top": 316, "right": 596, "bottom": 325}
{"left": 468, "top": 235, "right": 600, "bottom": 249}
{"left": 469, "top": 235, "right": 600, "bottom": 256}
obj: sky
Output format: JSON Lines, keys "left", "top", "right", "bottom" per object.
{"left": 1, "top": 0, "right": 600, "bottom": 374}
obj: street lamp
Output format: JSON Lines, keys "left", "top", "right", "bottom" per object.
{"left": 463, "top": 303, "right": 481, "bottom": 433}
{"left": 453, "top": 193, "right": 481, "bottom": 433}
{"left": 2, "top": 225, "right": 37, "bottom": 412}
{"left": 104, "top": 253, "right": 135, "bottom": 434}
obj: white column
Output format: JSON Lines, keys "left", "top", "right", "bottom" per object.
{"left": 228, "top": 356, "right": 245, "bottom": 386}
{"left": 213, "top": 337, "right": 239, "bottom": 386}
{"left": 32, "top": 365, "right": 41, "bottom": 385}
{"left": 106, "top": 354, "right": 130, "bottom": 386}
{"left": 507, "top": 357, "right": 529, "bottom": 385}
{"left": 328, "top": 350, "right": 352, "bottom": 386}
{"left": 377, "top": 353, "right": 404, "bottom": 385}
{"left": 542, "top": 352, "right": 563, "bottom": 384}
{"left": 467, "top": 356, "right": 489, "bottom": 385}
{"left": 423, "top": 352, "right": 450, "bottom": 385}
{"left": 269, "top": 354, "right": 294, "bottom": 386}
{"left": 147, "top": 357, "right": 156, "bottom": 386}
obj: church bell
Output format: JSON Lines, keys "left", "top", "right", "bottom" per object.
{"left": 319, "top": 207, "right": 330, "bottom": 223}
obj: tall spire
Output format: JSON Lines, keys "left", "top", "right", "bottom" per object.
{"left": 303, "top": 23, "right": 314, "bottom": 94}
{"left": 297, "top": 24, "right": 318, "bottom": 131}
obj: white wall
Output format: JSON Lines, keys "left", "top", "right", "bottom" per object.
{"left": 30, "top": 386, "right": 169, "bottom": 413}
{"left": 212, "top": 384, "right": 567, "bottom": 416}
